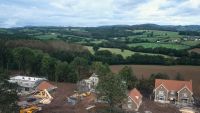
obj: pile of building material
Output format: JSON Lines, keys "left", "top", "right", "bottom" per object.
{"left": 67, "top": 92, "right": 91, "bottom": 105}
{"left": 179, "top": 107, "right": 197, "bottom": 113}
{"left": 9, "top": 75, "right": 57, "bottom": 112}
{"left": 34, "top": 89, "right": 54, "bottom": 104}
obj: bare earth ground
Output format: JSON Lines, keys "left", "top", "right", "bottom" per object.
{"left": 110, "top": 65, "right": 200, "bottom": 95}
{"left": 139, "top": 99, "right": 180, "bottom": 113}
{"left": 38, "top": 82, "right": 96, "bottom": 113}
{"left": 38, "top": 82, "right": 182, "bottom": 113}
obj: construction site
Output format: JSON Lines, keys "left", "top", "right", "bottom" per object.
{"left": 8, "top": 73, "right": 199, "bottom": 113}
{"left": 9, "top": 74, "right": 99, "bottom": 113}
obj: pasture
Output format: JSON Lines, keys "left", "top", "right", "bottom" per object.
{"left": 128, "top": 43, "right": 190, "bottom": 49}
{"left": 85, "top": 46, "right": 170, "bottom": 58}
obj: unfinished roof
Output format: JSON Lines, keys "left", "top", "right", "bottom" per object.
{"left": 36, "top": 81, "right": 57, "bottom": 91}
{"left": 155, "top": 79, "right": 192, "bottom": 92}
{"left": 10, "top": 75, "right": 46, "bottom": 82}
{"left": 9, "top": 75, "right": 46, "bottom": 88}
{"left": 129, "top": 88, "right": 142, "bottom": 106}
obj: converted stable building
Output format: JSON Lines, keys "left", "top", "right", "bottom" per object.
{"left": 154, "top": 79, "right": 193, "bottom": 105}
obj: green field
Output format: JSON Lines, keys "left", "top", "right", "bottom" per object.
{"left": 182, "top": 40, "right": 200, "bottom": 46}
{"left": 133, "top": 30, "right": 181, "bottom": 38}
{"left": 85, "top": 46, "right": 170, "bottom": 58}
{"left": 128, "top": 43, "right": 190, "bottom": 50}
{"left": 34, "top": 34, "right": 58, "bottom": 40}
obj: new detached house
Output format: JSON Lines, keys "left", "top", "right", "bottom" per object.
{"left": 123, "top": 88, "right": 143, "bottom": 111}
{"left": 154, "top": 79, "right": 193, "bottom": 104}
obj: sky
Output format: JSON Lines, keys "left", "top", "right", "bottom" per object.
{"left": 0, "top": 0, "right": 200, "bottom": 28}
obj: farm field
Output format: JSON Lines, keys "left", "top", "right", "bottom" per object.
{"left": 85, "top": 46, "right": 170, "bottom": 58}
{"left": 110, "top": 65, "right": 200, "bottom": 95}
{"left": 128, "top": 43, "right": 190, "bottom": 49}
{"left": 189, "top": 48, "right": 200, "bottom": 54}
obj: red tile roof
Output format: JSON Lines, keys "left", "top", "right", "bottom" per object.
{"left": 155, "top": 79, "right": 192, "bottom": 92}
{"left": 36, "top": 81, "right": 57, "bottom": 91}
{"left": 129, "top": 88, "right": 142, "bottom": 105}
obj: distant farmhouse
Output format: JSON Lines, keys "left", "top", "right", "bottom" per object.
{"left": 123, "top": 88, "right": 143, "bottom": 111}
{"left": 8, "top": 75, "right": 57, "bottom": 95}
{"left": 154, "top": 79, "right": 193, "bottom": 105}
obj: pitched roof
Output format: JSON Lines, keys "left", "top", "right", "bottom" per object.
{"left": 129, "top": 88, "right": 142, "bottom": 106}
{"left": 155, "top": 79, "right": 192, "bottom": 92}
{"left": 36, "top": 81, "right": 57, "bottom": 91}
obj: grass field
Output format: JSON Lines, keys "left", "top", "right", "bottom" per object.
{"left": 133, "top": 30, "right": 181, "bottom": 38}
{"left": 34, "top": 34, "right": 58, "bottom": 40}
{"left": 85, "top": 46, "right": 170, "bottom": 58}
{"left": 182, "top": 40, "right": 200, "bottom": 46}
{"left": 128, "top": 43, "right": 190, "bottom": 49}
{"left": 110, "top": 65, "right": 200, "bottom": 95}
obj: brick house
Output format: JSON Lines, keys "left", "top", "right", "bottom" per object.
{"left": 123, "top": 88, "right": 143, "bottom": 111}
{"left": 154, "top": 79, "right": 193, "bottom": 104}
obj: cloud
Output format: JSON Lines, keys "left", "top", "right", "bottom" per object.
{"left": 0, "top": 0, "right": 200, "bottom": 27}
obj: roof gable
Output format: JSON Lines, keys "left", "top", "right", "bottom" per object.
{"left": 129, "top": 88, "right": 142, "bottom": 106}
{"left": 155, "top": 79, "right": 192, "bottom": 92}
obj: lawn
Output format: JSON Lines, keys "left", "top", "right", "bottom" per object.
{"left": 128, "top": 43, "right": 190, "bottom": 50}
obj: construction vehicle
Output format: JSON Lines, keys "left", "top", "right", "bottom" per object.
{"left": 20, "top": 105, "right": 41, "bottom": 113}
{"left": 80, "top": 91, "right": 91, "bottom": 97}
{"left": 67, "top": 91, "right": 91, "bottom": 105}
{"left": 33, "top": 89, "right": 53, "bottom": 104}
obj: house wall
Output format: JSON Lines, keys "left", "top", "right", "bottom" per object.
{"left": 155, "top": 85, "right": 168, "bottom": 103}
{"left": 178, "top": 87, "right": 193, "bottom": 103}
{"left": 122, "top": 97, "right": 138, "bottom": 111}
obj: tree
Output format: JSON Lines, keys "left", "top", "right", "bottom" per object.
{"left": 40, "top": 55, "right": 56, "bottom": 81}
{"left": 55, "top": 61, "right": 69, "bottom": 82}
{"left": 70, "top": 57, "right": 89, "bottom": 81}
{"left": 0, "top": 72, "right": 19, "bottom": 113}
{"left": 0, "top": 40, "right": 8, "bottom": 71}
{"left": 12, "top": 47, "right": 35, "bottom": 73}
{"left": 91, "top": 62, "right": 110, "bottom": 76}
{"left": 93, "top": 45, "right": 99, "bottom": 52}
{"left": 96, "top": 73, "right": 127, "bottom": 113}
{"left": 118, "top": 66, "right": 137, "bottom": 90}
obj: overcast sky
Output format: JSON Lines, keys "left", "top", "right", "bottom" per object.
{"left": 0, "top": 0, "right": 200, "bottom": 28}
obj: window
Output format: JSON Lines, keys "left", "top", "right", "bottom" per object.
{"left": 158, "top": 91, "right": 164, "bottom": 96}
{"left": 128, "top": 104, "right": 132, "bottom": 109}
{"left": 25, "top": 87, "right": 29, "bottom": 91}
{"left": 182, "top": 93, "right": 187, "bottom": 97}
